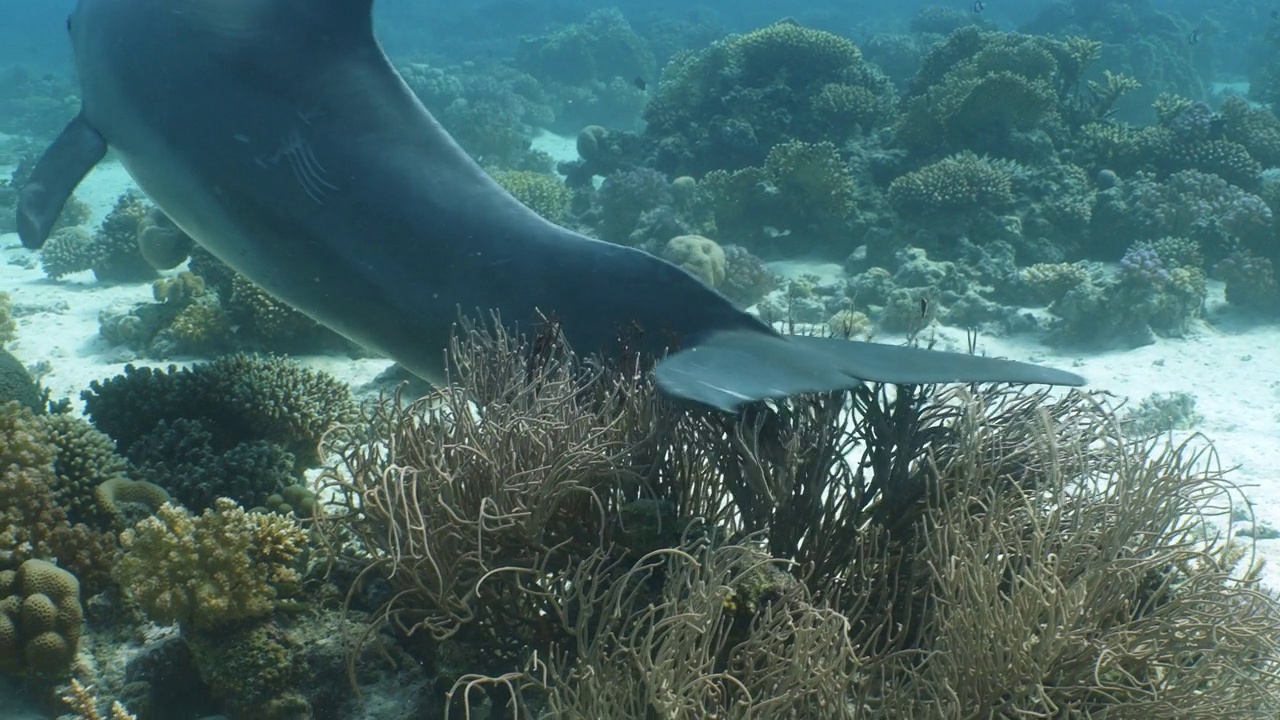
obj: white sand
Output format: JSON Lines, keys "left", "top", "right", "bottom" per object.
{"left": 3, "top": 159, "right": 1278, "bottom": 592}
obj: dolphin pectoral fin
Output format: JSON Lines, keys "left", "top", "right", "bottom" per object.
{"left": 784, "top": 334, "right": 1085, "bottom": 387}
{"left": 655, "top": 330, "right": 863, "bottom": 412}
{"left": 655, "top": 331, "right": 1085, "bottom": 412}
{"left": 17, "top": 112, "right": 107, "bottom": 249}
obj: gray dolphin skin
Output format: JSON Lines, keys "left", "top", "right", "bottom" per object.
{"left": 18, "top": 0, "right": 1084, "bottom": 412}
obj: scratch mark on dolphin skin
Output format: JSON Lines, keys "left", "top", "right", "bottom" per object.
{"left": 257, "top": 127, "right": 337, "bottom": 204}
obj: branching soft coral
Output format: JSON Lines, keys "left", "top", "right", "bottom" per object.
{"left": 115, "top": 499, "right": 306, "bottom": 630}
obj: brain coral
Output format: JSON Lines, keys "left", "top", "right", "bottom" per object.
{"left": 662, "top": 235, "right": 726, "bottom": 288}
{"left": 115, "top": 499, "right": 307, "bottom": 630}
{"left": 0, "top": 559, "right": 83, "bottom": 677}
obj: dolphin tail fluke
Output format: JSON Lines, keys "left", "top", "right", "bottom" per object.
{"left": 17, "top": 112, "right": 107, "bottom": 249}
{"left": 655, "top": 330, "right": 1085, "bottom": 412}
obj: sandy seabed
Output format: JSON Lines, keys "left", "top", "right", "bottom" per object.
{"left": 3, "top": 152, "right": 1279, "bottom": 600}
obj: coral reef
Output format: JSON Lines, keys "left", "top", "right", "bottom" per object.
{"left": 134, "top": 208, "right": 193, "bottom": 271}
{"left": 888, "top": 151, "right": 1015, "bottom": 223}
{"left": 894, "top": 28, "right": 1102, "bottom": 158}
{"left": 703, "top": 140, "right": 857, "bottom": 256}
{"left": 660, "top": 234, "right": 725, "bottom": 288}
{"left": 127, "top": 419, "right": 298, "bottom": 512}
{"left": 38, "top": 227, "right": 96, "bottom": 280}
{"left": 115, "top": 499, "right": 306, "bottom": 630}
{"left": 644, "top": 19, "right": 895, "bottom": 176}
{"left": 513, "top": 8, "right": 653, "bottom": 132}
{"left": 1090, "top": 170, "right": 1273, "bottom": 265}
{"left": 81, "top": 354, "right": 357, "bottom": 472}
{"left": 0, "top": 559, "right": 83, "bottom": 678}
{"left": 0, "top": 347, "right": 42, "bottom": 411}
{"left": 1215, "top": 250, "right": 1279, "bottom": 311}
{"left": 0, "top": 292, "right": 14, "bottom": 346}
{"left": 86, "top": 193, "right": 157, "bottom": 283}
{"left": 489, "top": 169, "right": 572, "bottom": 225}
{"left": 0, "top": 403, "right": 124, "bottom": 595}
{"left": 719, "top": 244, "right": 777, "bottom": 308}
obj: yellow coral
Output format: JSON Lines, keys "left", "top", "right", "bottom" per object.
{"left": 490, "top": 169, "right": 573, "bottom": 225}
{"left": 889, "top": 151, "right": 1014, "bottom": 217}
{"left": 0, "top": 559, "right": 82, "bottom": 677}
{"left": 1021, "top": 262, "right": 1089, "bottom": 306}
{"left": 0, "top": 292, "right": 15, "bottom": 345}
{"left": 115, "top": 499, "right": 307, "bottom": 630}
{"left": 662, "top": 235, "right": 726, "bottom": 288}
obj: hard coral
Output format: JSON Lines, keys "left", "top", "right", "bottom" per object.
{"left": 0, "top": 403, "right": 122, "bottom": 595}
{"left": 186, "top": 620, "right": 311, "bottom": 719}
{"left": 39, "top": 226, "right": 96, "bottom": 280}
{"left": 489, "top": 169, "right": 572, "bottom": 225}
{"left": 720, "top": 245, "right": 777, "bottom": 308}
{"left": 661, "top": 234, "right": 726, "bottom": 288}
{"left": 896, "top": 27, "right": 1087, "bottom": 156}
{"left": 90, "top": 192, "right": 157, "bottom": 283}
{"left": 889, "top": 151, "right": 1015, "bottom": 219}
{"left": 644, "top": 20, "right": 894, "bottom": 175}
{"left": 0, "top": 559, "right": 83, "bottom": 678}
{"left": 82, "top": 354, "right": 357, "bottom": 470}
{"left": 128, "top": 418, "right": 298, "bottom": 512}
{"left": 1221, "top": 95, "right": 1280, "bottom": 168}
{"left": 39, "top": 412, "right": 132, "bottom": 527}
{"left": 0, "top": 292, "right": 13, "bottom": 345}
{"left": 514, "top": 8, "right": 653, "bottom": 132}
{"left": 703, "top": 140, "right": 856, "bottom": 256}
{"left": 95, "top": 477, "right": 170, "bottom": 531}
{"left": 0, "top": 347, "right": 42, "bottom": 411}
{"left": 115, "top": 499, "right": 307, "bottom": 630}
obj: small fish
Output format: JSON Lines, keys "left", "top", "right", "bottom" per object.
{"left": 920, "top": 298, "right": 929, "bottom": 319}
{"left": 632, "top": 76, "right": 646, "bottom": 91}
{"left": 972, "top": 0, "right": 985, "bottom": 12}
{"left": 1188, "top": 29, "right": 1200, "bottom": 45}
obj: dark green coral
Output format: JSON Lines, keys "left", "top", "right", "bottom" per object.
{"left": 644, "top": 20, "right": 895, "bottom": 175}
{"left": 82, "top": 354, "right": 357, "bottom": 471}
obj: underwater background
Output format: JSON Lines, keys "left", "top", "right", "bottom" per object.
{"left": 3, "top": 0, "right": 1280, "bottom": 717}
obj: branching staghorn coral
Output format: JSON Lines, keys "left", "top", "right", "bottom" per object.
{"left": 319, "top": 323, "right": 1280, "bottom": 718}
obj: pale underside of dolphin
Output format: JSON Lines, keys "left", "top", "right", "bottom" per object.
{"left": 18, "top": 0, "right": 1085, "bottom": 412}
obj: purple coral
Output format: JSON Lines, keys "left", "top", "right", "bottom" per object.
{"left": 1167, "top": 102, "right": 1219, "bottom": 143}
{"left": 1119, "top": 245, "right": 1171, "bottom": 285}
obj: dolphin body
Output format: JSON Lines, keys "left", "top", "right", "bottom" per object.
{"left": 18, "top": 0, "right": 1084, "bottom": 411}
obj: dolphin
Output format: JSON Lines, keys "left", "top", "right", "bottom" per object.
{"left": 18, "top": 0, "right": 1084, "bottom": 412}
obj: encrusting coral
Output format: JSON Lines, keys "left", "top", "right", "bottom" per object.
{"left": 115, "top": 499, "right": 307, "bottom": 630}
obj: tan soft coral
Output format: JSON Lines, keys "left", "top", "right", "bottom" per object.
{"left": 115, "top": 498, "right": 307, "bottom": 630}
